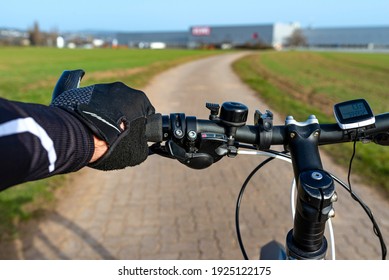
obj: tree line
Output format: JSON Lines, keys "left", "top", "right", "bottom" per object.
{"left": 0, "top": 21, "right": 58, "bottom": 46}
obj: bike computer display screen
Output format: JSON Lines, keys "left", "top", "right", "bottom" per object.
{"left": 334, "top": 99, "right": 375, "bottom": 130}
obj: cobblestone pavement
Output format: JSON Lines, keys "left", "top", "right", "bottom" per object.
{"left": 3, "top": 52, "right": 389, "bottom": 260}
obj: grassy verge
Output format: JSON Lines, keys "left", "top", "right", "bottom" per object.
{"left": 0, "top": 47, "right": 222, "bottom": 240}
{"left": 232, "top": 50, "right": 389, "bottom": 195}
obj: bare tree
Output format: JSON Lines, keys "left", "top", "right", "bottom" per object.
{"left": 29, "top": 21, "right": 43, "bottom": 46}
{"left": 286, "top": 28, "right": 307, "bottom": 47}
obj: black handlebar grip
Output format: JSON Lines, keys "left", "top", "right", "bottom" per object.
{"left": 145, "top": 113, "right": 163, "bottom": 142}
{"left": 52, "top": 69, "right": 85, "bottom": 102}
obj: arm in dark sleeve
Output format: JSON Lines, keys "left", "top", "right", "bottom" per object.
{"left": 0, "top": 97, "right": 94, "bottom": 191}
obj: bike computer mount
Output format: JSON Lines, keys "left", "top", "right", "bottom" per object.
{"left": 334, "top": 99, "right": 375, "bottom": 130}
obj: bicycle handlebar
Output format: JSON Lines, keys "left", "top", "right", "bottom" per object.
{"left": 146, "top": 110, "right": 389, "bottom": 147}
{"left": 51, "top": 70, "right": 389, "bottom": 148}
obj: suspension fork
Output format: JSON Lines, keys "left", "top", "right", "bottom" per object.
{"left": 284, "top": 115, "right": 336, "bottom": 259}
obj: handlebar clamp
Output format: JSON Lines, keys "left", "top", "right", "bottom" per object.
{"left": 255, "top": 109, "right": 273, "bottom": 150}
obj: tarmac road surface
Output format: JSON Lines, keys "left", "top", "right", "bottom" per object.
{"left": 2, "top": 52, "right": 389, "bottom": 260}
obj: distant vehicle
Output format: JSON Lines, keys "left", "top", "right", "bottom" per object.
{"left": 138, "top": 42, "right": 166, "bottom": 49}
{"left": 150, "top": 42, "right": 166, "bottom": 49}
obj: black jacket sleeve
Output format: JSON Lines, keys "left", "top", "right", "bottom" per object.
{"left": 0, "top": 97, "right": 94, "bottom": 191}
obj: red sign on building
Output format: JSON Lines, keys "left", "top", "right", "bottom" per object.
{"left": 191, "top": 26, "right": 211, "bottom": 36}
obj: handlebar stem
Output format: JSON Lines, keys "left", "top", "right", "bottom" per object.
{"left": 285, "top": 116, "right": 336, "bottom": 259}
{"left": 285, "top": 115, "right": 323, "bottom": 177}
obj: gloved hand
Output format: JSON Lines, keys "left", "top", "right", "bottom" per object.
{"left": 50, "top": 81, "right": 155, "bottom": 170}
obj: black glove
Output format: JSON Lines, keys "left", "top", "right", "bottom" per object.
{"left": 50, "top": 81, "right": 155, "bottom": 170}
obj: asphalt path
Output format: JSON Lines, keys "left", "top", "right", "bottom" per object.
{"left": 2, "top": 52, "right": 388, "bottom": 260}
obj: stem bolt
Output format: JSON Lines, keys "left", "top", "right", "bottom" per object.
{"left": 174, "top": 129, "right": 183, "bottom": 138}
{"left": 331, "top": 192, "right": 338, "bottom": 203}
{"left": 328, "top": 208, "right": 336, "bottom": 218}
{"left": 187, "top": 130, "right": 197, "bottom": 140}
{"left": 311, "top": 171, "right": 323, "bottom": 180}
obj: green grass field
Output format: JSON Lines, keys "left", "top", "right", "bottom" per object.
{"left": 233, "top": 50, "right": 389, "bottom": 195}
{"left": 0, "top": 47, "right": 221, "bottom": 239}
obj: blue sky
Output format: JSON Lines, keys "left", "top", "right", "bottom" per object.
{"left": 1, "top": 0, "right": 389, "bottom": 32}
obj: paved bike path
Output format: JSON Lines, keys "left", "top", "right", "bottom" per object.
{"left": 3, "top": 52, "right": 389, "bottom": 259}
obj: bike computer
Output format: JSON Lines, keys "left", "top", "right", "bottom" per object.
{"left": 334, "top": 99, "right": 375, "bottom": 130}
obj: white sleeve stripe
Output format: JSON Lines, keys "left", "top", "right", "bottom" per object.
{"left": 0, "top": 117, "right": 57, "bottom": 172}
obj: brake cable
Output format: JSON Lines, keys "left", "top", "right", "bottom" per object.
{"left": 235, "top": 148, "right": 290, "bottom": 260}
{"left": 334, "top": 132, "right": 387, "bottom": 260}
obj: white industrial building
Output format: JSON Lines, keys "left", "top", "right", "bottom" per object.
{"left": 117, "top": 23, "right": 298, "bottom": 49}
{"left": 187, "top": 23, "right": 298, "bottom": 49}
